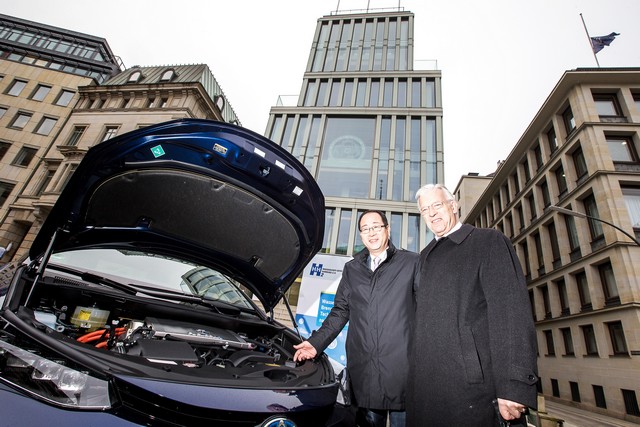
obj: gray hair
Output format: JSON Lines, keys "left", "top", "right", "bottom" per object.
{"left": 415, "top": 183, "right": 455, "bottom": 208}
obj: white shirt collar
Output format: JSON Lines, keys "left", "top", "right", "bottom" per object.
{"left": 435, "top": 221, "right": 462, "bottom": 240}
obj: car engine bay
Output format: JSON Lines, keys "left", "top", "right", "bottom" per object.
{"left": 2, "top": 269, "right": 331, "bottom": 388}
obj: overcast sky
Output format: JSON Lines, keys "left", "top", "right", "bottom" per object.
{"left": 4, "top": 0, "right": 639, "bottom": 188}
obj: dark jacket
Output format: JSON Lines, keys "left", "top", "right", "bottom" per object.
{"left": 407, "top": 224, "right": 539, "bottom": 426}
{"left": 307, "top": 242, "right": 419, "bottom": 410}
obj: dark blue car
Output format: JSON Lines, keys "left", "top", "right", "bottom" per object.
{"left": 0, "top": 119, "right": 350, "bottom": 426}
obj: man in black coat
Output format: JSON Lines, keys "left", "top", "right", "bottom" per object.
{"left": 294, "top": 210, "right": 419, "bottom": 427}
{"left": 407, "top": 184, "right": 538, "bottom": 426}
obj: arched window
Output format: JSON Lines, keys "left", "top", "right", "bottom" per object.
{"left": 128, "top": 70, "right": 142, "bottom": 83}
{"left": 160, "top": 69, "right": 175, "bottom": 82}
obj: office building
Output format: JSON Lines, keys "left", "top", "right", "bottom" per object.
{"left": 0, "top": 14, "right": 238, "bottom": 264}
{"left": 267, "top": 6, "right": 443, "bottom": 260}
{"left": 460, "top": 68, "right": 640, "bottom": 422}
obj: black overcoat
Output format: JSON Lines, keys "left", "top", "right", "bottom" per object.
{"left": 407, "top": 224, "right": 538, "bottom": 426}
{"left": 307, "top": 242, "right": 419, "bottom": 410}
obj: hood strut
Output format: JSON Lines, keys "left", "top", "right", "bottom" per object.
{"left": 283, "top": 296, "right": 302, "bottom": 342}
{"left": 25, "top": 227, "right": 62, "bottom": 306}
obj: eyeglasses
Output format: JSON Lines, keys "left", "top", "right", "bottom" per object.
{"left": 360, "top": 224, "right": 387, "bottom": 234}
{"left": 420, "top": 200, "right": 452, "bottom": 215}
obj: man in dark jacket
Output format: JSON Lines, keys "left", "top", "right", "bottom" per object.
{"left": 294, "top": 210, "right": 418, "bottom": 427}
{"left": 406, "top": 184, "right": 538, "bottom": 426}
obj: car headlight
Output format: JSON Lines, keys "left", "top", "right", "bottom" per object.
{"left": 0, "top": 339, "right": 112, "bottom": 409}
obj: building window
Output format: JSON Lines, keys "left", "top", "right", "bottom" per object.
{"left": 551, "top": 379, "right": 560, "bottom": 397}
{"left": 581, "top": 324, "right": 598, "bottom": 356}
{"left": 0, "top": 106, "right": 6, "bottom": 119}
{"left": 522, "top": 157, "right": 531, "bottom": 183}
{"left": 563, "top": 106, "right": 576, "bottom": 135}
{"left": 160, "top": 69, "right": 175, "bottom": 81}
{"left": 30, "top": 84, "right": 51, "bottom": 101}
{"left": 516, "top": 204, "right": 525, "bottom": 231}
{"left": 65, "top": 125, "right": 86, "bottom": 146}
{"left": 534, "top": 144, "right": 543, "bottom": 170}
{"left": 327, "top": 80, "right": 340, "bottom": 107}
{"left": 583, "top": 194, "right": 604, "bottom": 240}
{"left": 54, "top": 89, "right": 75, "bottom": 107}
{"left": 316, "top": 80, "right": 328, "bottom": 106}
{"left": 561, "top": 327, "right": 574, "bottom": 355}
{"left": 397, "top": 79, "right": 407, "bottom": 107}
{"left": 512, "top": 171, "right": 520, "bottom": 194}
{"left": 6, "top": 79, "right": 27, "bottom": 97}
{"left": 554, "top": 164, "right": 568, "bottom": 196}
{"left": 520, "top": 241, "right": 531, "bottom": 278}
{"left": 0, "top": 181, "right": 15, "bottom": 207}
{"left": 128, "top": 70, "right": 142, "bottom": 83}
{"left": 9, "top": 112, "right": 32, "bottom": 129}
{"left": 407, "top": 214, "right": 420, "bottom": 253}
{"left": 34, "top": 117, "right": 57, "bottom": 135}
{"left": 543, "top": 329, "right": 555, "bottom": 356}
{"left": 11, "top": 147, "right": 37, "bottom": 167}
{"left": 556, "top": 278, "right": 569, "bottom": 315}
{"left": 622, "top": 187, "right": 640, "bottom": 229}
{"left": 335, "top": 208, "right": 352, "bottom": 255}
{"left": 0, "top": 141, "right": 10, "bottom": 161}
{"left": 606, "top": 136, "right": 638, "bottom": 162}
{"left": 547, "top": 127, "right": 558, "bottom": 154}
{"left": 101, "top": 126, "right": 119, "bottom": 142}
{"left": 342, "top": 79, "right": 354, "bottom": 106}
{"left": 316, "top": 117, "right": 375, "bottom": 199}
{"left": 622, "top": 389, "right": 640, "bottom": 417}
{"left": 570, "top": 381, "right": 581, "bottom": 402}
{"left": 575, "top": 271, "right": 592, "bottom": 311}
{"left": 572, "top": 146, "right": 588, "bottom": 180}
{"left": 321, "top": 208, "right": 335, "bottom": 253}
{"left": 303, "top": 80, "right": 317, "bottom": 106}
{"left": 527, "top": 193, "right": 536, "bottom": 221}
{"left": 34, "top": 167, "right": 56, "bottom": 195}
{"left": 506, "top": 213, "right": 514, "bottom": 238}
{"left": 593, "top": 93, "right": 622, "bottom": 118}
{"left": 565, "top": 212, "right": 580, "bottom": 254}
{"left": 534, "top": 232, "right": 544, "bottom": 275}
{"left": 593, "top": 385, "right": 607, "bottom": 409}
{"left": 540, "top": 179, "right": 550, "bottom": 208}
{"left": 598, "top": 262, "right": 620, "bottom": 304}
{"left": 58, "top": 164, "right": 78, "bottom": 192}
{"left": 383, "top": 79, "right": 393, "bottom": 107}
{"left": 355, "top": 80, "right": 367, "bottom": 107}
{"left": 540, "top": 284, "right": 551, "bottom": 319}
{"left": 410, "top": 79, "right": 421, "bottom": 108}
{"left": 606, "top": 321, "right": 628, "bottom": 355}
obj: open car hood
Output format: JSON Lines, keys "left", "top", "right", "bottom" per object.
{"left": 30, "top": 119, "right": 325, "bottom": 311}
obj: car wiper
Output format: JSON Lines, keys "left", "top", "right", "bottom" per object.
{"left": 46, "top": 264, "right": 236, "bottom": 313}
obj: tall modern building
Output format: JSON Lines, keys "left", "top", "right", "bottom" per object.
{"left": 266, "top": 6, "right": 443, "bottom": 264}
{"left": 460, "top": 68, "right": 640, "bottom": 423}
{"left": 0, "top": 14, "right": 238, "bottom": 265}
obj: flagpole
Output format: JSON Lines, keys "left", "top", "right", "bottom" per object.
{"left": 580, "top": 13, "right": 600, "bottom": 67}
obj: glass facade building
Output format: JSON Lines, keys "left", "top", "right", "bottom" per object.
{"left": 266, "top": 8, "right": 443, "bottom": 256}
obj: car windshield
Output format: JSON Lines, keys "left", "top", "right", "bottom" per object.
{"left": 48, "top": 249, "right": 254, "bottom": 309}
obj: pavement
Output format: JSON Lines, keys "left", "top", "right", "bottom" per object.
{"left": 542, "top": 400, "right": 640, "bottom": 427}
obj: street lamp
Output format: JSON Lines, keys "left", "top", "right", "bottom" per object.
{"left": 549, "top": 205, "right": 640, "bottom": 247}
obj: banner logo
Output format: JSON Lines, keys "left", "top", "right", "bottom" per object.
{"left": 310, "top": 263, "right": 324, "bottom": 276}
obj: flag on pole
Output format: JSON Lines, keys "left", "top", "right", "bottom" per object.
{"left": 590, "top": 32, "right": 620, "bottom": 54}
